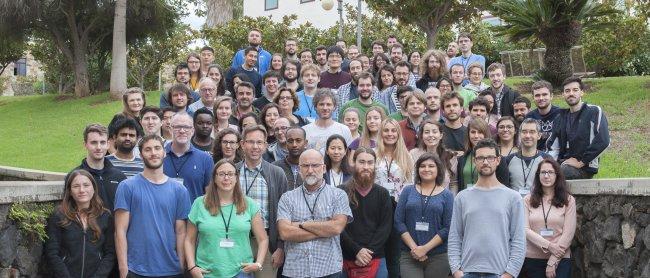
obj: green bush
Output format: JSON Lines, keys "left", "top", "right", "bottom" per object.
{"left": 8, "top": 202, "right": 55, "bottom": 242}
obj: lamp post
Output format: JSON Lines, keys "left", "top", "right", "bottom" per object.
{"left": 356, "top": 0, "right": 361, "bottom": 48}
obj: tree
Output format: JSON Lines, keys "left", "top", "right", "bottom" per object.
{"left": 206, "top": 0, "right": 233, "bottom": 27}
{"left": 0, "top": 37, "right": 26, "bottom": 76}
{"left": 364, "top": 0, "right": 489, "bottom": 48}
{"left": 110, "top": 0, "right": 128, "bottom": 99}
{"left": 490, "top": 0, "right": 617, "bottom": 86}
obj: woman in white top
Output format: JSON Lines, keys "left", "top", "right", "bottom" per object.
{"left": 375, "top": 118, "right": 414, "bottom": 201}
{"left": 213, "top": 96, "right": 238, "bottom": 136}
{"left": 324, "top": 134, "right": 352, "bottom": 188}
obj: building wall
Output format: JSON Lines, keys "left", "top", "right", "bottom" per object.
{"left": 243, "top": 0, "right": 370, "bottom": 29}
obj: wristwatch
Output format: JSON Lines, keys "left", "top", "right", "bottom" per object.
{"left": 255, "top": 262, "right": 263, "bottom": 271}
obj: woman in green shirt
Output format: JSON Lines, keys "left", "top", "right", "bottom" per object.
{"left": 185, "top": 159, "right": 268, "bottom": 278}
{"left": 457, "top": 118, "right": 492, "bottom": 191}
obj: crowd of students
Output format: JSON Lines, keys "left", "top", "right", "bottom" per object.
{"left": 44, "top": 30, "right": 611, "bottom": 278}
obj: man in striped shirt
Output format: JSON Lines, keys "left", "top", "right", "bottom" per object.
{"left": 106, "top": 117, "right": 144, "bottom": 178}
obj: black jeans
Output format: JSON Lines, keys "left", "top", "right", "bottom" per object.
{"left": 521, "top": 258, "right": 572, "bottom": 278}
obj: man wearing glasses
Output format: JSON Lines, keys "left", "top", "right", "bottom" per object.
{"left": 448, "top": 138, "right": 526, "bottom": 278}
{"left": 188, "top": 78, "right": 218, "bottom": 115}
{"left": 277, "top": 149, "right": 353, "bottom": 278}
{"left": 318, "top": 46, "right": 352, "bottom": 90}
{"left": 162, "top": 113, "right": 214, "bottom": 202}
{"left": 236, "top": 125, "right": 289, "bottom": 277}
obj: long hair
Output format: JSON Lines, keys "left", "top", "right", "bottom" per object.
{"left": 324, "top": 135, "right": 351, "bottom": 175}
{"left": 345, "top": 147, "right": 376, "bottom": 208}
{"left": 359, "top": 107, "right": 387, "bottom": 148}
{"left": 413, "top": 153, "right": 445, "bottom": 186}
{"left": 121, "top": 87, "right": 146, "bottom": 118}
{"left": 259, "top": 103, "right": 280, "bottom": 135}
{"left": 415, "top": 119, "right": 454, "bottom": 174}
{"left": 372, "top": 53, "right": 390, "bottom": 74}
{"left": 464, "top": 118, "right": 491, "bottom": 153}
{"left": 204, "top": 159, "right": 248, "bottom": 216}
{"left": 207, "top": 64, "right": 228, "bottom": 96}
{"left": 495, "top": 116, "right": 518, "bottom": 147}
{"left": 58, "top": 170, "right": 108, "bottom": 242}
{"left": 376, "top": 118, "right": 414, "bottom": 183}
{"left": 376, "top": 64, "right": 395, "bottom": 90}
{"left": 419, "top": 49, "right": 447, "bottom": 81}
{"left": 530, "top": 158, "right": 570, "bottom": 208}
{"left": 212, "top": 128, "right": 243, "bottom": 163}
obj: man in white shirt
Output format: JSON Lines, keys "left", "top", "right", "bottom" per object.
{"left": 303, "top": 89, "right": 353, "bottom": 153}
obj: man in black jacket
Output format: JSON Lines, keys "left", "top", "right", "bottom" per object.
{"left": 70, "top": 124, "right": 126, "bottom": 211}
{"left": 482, "top": 63, "right": 521, "bottom": 118}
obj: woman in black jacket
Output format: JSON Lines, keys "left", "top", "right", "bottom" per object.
{"left": 45, "top": 169, "right": 115, "bottom": 278}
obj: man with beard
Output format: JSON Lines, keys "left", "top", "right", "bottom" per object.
{"left": 376, "top": 61, "right": 417, "bottom": 116}
{"left": 71, "top": 124, "right": 126, "bottom": 212}
{"left": 188, "top": 78, "right": 218, "bottom": 115}
{"left": 233, "top": 82, "right": 259, "bottom": 119}
{"left": 295, "top": 64, "right": 321, "bottom": 121}
{"left": 107, "top": 117, "right": 144, "bottom": 178}
{"left": 299, "top": 49, "right": 313, "bottom": 67}
{"left": 390, "top": 43, "right": 404, "bottom": 65}
{"left": 512, "top": 96, "right": 531, "bottom": 126}
{"left": 315, "top": 45, "right": 328, "bottom": 72}
{"left": 159, "top": 63, "right": 200, "bottom": 108}
{"left": 236, "top": 125, "right": 289, "bottom": 277}
{"left": 280, "top": 59, "right": 302, "bottom": 93}
{"left": 303, "top": 89, "right": 353, "bottom": 153}
{"left": 336, "top": 59, "right": 374, "bottom": 118}
{"left": 525, "top": 80, "right": 560, "bottom": 151}
{"left": 480, "top": 63, "right": 521, "bottom": 118}
{"left": 273, "top": 126, "right": 308, "bottom": 190}
{"left": 448, "top": 139, "right": 525, "bottom": 278}
{"left": 190, "top": 108, "right": 214, "bottom": 154}
{"left": 340, "top": 148, "right": 393, "bottom": 277}
{"left": 162, "top": 113, "right": 213, "bottom": 202}
{"left": 318, "top": 46, "right": 352, "bottom": 90}
{"left": 277, "top": 149, "right": 353, "bottom": 278}
{"left": 339, "top": 72, "right": 388, "bottom": 131}
{"left": 231, "top": 28, "right": 272, "bottom": 75}
{"left": 226, "top": 46, "right": 263, "bottom": 97}
{"left": 547, "top": 77, "right": 610, "bottom": 180}
{"left": 440, "top": 92, "right": 467, "bottom": 152}
{"left": 445, "top": 41, "right": 458, "bottom": 67}
{"left": 254, "top": 71, "right": 282, "bottom": 110}
{"left": 140, "top": 106, "right": 163, "bottom": 137}
{"left": 285, "top": 38, "right": 299, "bottom": 60}
{"left": 114, "top": 135, "right": 191, "bottom": 278}
{"left": 504, "top": 119, "right": 552, "bottom": 196}
{"left": 268, "top": 117, "right": 291, "bottom": 162}
{"left": 424, "top": 87, "right": 442, "bottom": 122}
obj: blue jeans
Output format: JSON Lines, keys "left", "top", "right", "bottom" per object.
{"left": 283, "top": 271, "right": 342, "bottom": 278}
{"left": 234, "top": 271, "right": 254, "bottom": 278}
{"left": 341, "top": 258, "right": 388, "bottom": 278}
{"left": 521, "top": 258, "right": 572, "bottom": 278}
{"left": 462, "top": 273, "right": 500, "bottom": 278}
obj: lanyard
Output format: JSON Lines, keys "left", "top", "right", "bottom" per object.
{"left": 170, "top": 152, "right": 191, "bottom": 177}
{"left": 461, "top": 54, "right": 473, "bottom": 70}
{"left": 418, "top": 184, "right": 437, "bottom": 220}
{"left": 520, "top": 152, "right": 537, "bottom": 185}
{"left": 384, "top": 157, "right": 394, "bottom": 180}
{"left": 302, "top": 93, "right": 314, "bottom": 117}
{"left": 329, "top": 170, "right": 343, "bottom": 187}
{"left": 219, "top": 204, "right": 234, "bottom": 238}
{"left": 469, "top": 153, "right": 476, "bottom": 184}
{"left": 301, "top": 185, "right": 324, "bottom": 220}
{"left": 243, "top": 167, "right": 261, "bottom": 195}
{"left": 541, "top": 200, "right": 553, "bottom": 229}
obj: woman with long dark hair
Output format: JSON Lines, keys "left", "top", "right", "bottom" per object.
{"left": 185, "top": 160, "right": 268, "bottom": 278}
{"left": 207, "top": 64, "right": 231, "bottom": 97}
{"left": 409, "top": 119, "right": 458, "bottom": 193}
{"left": 373, "top": 53, "right": 391, "bottom": 75}
{"left": 45, "top": 169, "right": 115, "bottom": 278}
{"left": 259, "top": 103, "right": 280, "bottom": 145}
{"left": 324, "top": 134, "right": 352, "bottom": 188}
{"left": 521, "top": 158, "right": 576, "bottom": 278}
{"left": 495, "top": 116, "right": 519, "bottom": 157}
{"left": 212, "top": 128, "right": 243, "bottom": 164}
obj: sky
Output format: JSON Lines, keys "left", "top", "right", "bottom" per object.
{"left": 181, "top": 3, "right": 207, "bottom": 47}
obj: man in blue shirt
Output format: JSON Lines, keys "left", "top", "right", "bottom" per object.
{"left": 448, "top": 33, "right": 486, "bottom": 85}
{"left": 231, "top": 28, "right": 272, "bottom": 75}
{"left": 163, "top": 113, "right": 214, "bottom": 202}
{"left": 114, "top": 135, "right": 191, "bottom": 278}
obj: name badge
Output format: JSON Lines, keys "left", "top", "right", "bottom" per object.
{"left": 518, "top": 188, "right": 530, "bottom": 195}
{"left": 539, "top": 228, "right": 554, "bottom": 237}
{"left": 172, "top": 178, "right": 184, "bottom": 185}
{"left": 415, "top": 221, "right": 429, "bottom": 232}
{"left": 220, "top": 238, "right": 235, "bottom": 248}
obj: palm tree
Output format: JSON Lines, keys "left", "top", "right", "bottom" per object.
{"left": 490, "top": 0, "right": 616, "bottom": 86}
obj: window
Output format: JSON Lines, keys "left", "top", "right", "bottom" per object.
{"left": 265, "top": 0, "right": 278, "bottom": 10}
{"left": 300, "top": 0, "right": 314, "bottom": 3}
{"left": 13, "top": 58, "right": 27, "bottom": 76}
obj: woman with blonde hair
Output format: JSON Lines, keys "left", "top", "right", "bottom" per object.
{"left": 347, "top": 107, "right": 387, "bottom": 164}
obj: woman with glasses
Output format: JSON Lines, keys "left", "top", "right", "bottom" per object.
{"left": 212, "top": 128, "right": 243, "bottom": 163}
{"left": 187, "top": 53, "right": 202, "bottom": 91}
{"left": 273, "top": 87, "right": 309, "bottom": 126}
{"left": 456, "top": 118, "right": 508, "bottom": 191}
{"left": 521, "top": 158, "right": 576, "bottom": 278}
{"left": 185, "top": 160, "right": 268, "bottom": 278}
{"left": 462, "top": 62, "right": 489, "bottom": 93}
{"left": 496, "top": 116, "right": 519, "bottom": 157}
{"left": 395, "top": 153, "right": 453, "bottom": 278}
{"left": 373, "top": 53, "right": 391, "bottom": 75}
{"left": 435, "top": 77, "right": 453, "bottom": 95}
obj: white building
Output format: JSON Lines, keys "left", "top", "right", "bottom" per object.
{"left": 243, "top": 0, "right": 370, "bottom": 29}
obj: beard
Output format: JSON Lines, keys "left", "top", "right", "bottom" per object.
{"left": 142, "top": 156, "right": 163, "bottom": 169}
{"left": 284, "top": 75, "right": 298, "bottom": 82}
{"left": 478, "top": 166, "right": 495, "bottom": 177}
{"left": 304, "top": 175, "right": 321, "bottom": 186}
{"left": 353, "top": 169, "right": 376, "bottom": 187}
{"left": 116, "top": 142, "right": 135, "bottom": 154}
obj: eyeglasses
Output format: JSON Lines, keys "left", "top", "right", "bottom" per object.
{"left": 439, "top": 84, "right": 452, "bottom": 88}
{"left": 216, "top": 172, "right": 237, "bottom": 178}
{"left": 278, "top": 96, "right": 293, "bottom": 101}
{"left": 540, "top": 170, "right": 556, "bottom": 176}
{"left": 200, "top": 88, "right": 216, "bottom": 93}
{"left": 222, "top": 140, "right": 238, "bottom": 146}
{"left": 498, "top": 125, "right": 515, "bottom": 130}
{"left": 299, "top": 163, "right": 323, "bottom": 170}
{"left": 274, "top": 126, "right": 289, "bottom": 132}
{"left": 244, "top": 140, "right": 265, "bottom": 146}
{"left": 172, "top": 125, "right": 193, "bottom": 131}
{"left": 474, "top": 155, "right": 498, "bottom": 163}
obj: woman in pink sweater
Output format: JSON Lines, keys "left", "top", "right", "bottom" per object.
{"left": 522, "top": 158, "right": 576, "bottom": 278}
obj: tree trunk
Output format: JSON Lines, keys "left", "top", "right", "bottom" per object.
{"left": 542, "top": 45, "right": 573, "bottom": 88}
{"left": 206, "top": 0, "right": 233, "bottom": 27}
{"left": 110, "top": 0, "right": 128, "bottom": 99}
{"left": 73, "top": 50, "right": 91, "bottom": 97}
{"left": 425, "top": 25, "right": 439, "bottom": 49}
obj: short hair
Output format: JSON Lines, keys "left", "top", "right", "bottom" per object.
{"left": 487, "top": 62, "right": 506, "bottom": 74}
{"left": 262, "top": 70, "right": 282, "bottom": 83}
{"left": 531, "top": 80, "right": 553, "bottom": 92}
{"left": 200, "top": 46, "right": 214, "bottom": 53}
{"left": 404, "top": 90, "right": 426, "bottom": 109}
{"left": 371, "top": 40, "right": 386, "bottom": 50}
{"left": 312, "top": 88, "right": 337, "bottom": 108}
{"left": 467, "top": 62, "right": 484, "bottom": 74}
{"left": 193, "top": 107, "right": 214, "bottom": 123}
{"left": 473, "top": 138, "right": 500, "bottom": 157}
{"left": 249, "top": 28, "right": 262, "bottom": 35}
{"left": 286, "top": 37, "right": 298, "bottom": 44}
{"left": 174, "top": 63, "right": 189, "bottom": 76}
{"left": 299, "top": 49, "right": 312, "bottom": 57}
{"left": 458, "top": 32, "right": 472, "bottom": 42}
{"left": 326, "top": 46, "right": 345, "bottom": 58}
{"left": 235, "top": 81, "right": 256, "bottom": 95}
{"left": 394, "top": 61, "right": 411, "bottom": 71}
{"left": 348, "top": 45, "right": 359, "bottom": 51}
{"left": 186, "top": 52, "right": 200, "bottom": 63}
{"left": 83, "top": 124, "right": 108, "bottom": 142}
{"left": 390, "top": 43, "right": 403, "bottom": 52}
{"left": 561, "top": 76, "right": 584, "bottom": 90}
{"left": 285, "top": 125, "right": 306, "bottom": 139}
{"left": 213, "top": 96, "right": 233, "bottom": 111}
{"left": 356, "top": 71, "right": 375, "bottom": 85}
{"left": 414, "top": 153, "right": 445, "bottom": 186}
{"left": 513, "top": 96, "right": 531, "bottom": 108}
{"left": 242, "top": 124, "right": 268, "bottom": 140}
{"left": 167, "top": 83, "right": 192, "bottom": 104}
{"left": 387, "top": 34, "right": 397, "bottom": 40}
{"left": 519, "top": 118, "right": 541, "bottom": 133}
{"left": 440, "top": 91, "right": 464, "bottom": 107}
{"left": 315, "top": 45, "right": 327, "bottom": 52}
{"left": 244, "top": 46, "right": 258, "bottom": 56}
{"left": 468, "top": 97, "right": 490, "bottom": 111}
{"left": 138, "top": 134, "right": 165, "bottom": 154}
{"left": 300, "top": 63, "right": 321, "bottom": 77}
{"left": 396, "top": 85, "right": 413, "bottom": 98}
{"left": 112, "top": 116, "right": 143, "bottom": 138}
{"left": 140, "top": 106, "right": 162, "bottom": 120}
{"left": 282, "top": 59, "right": 301, "bottom": 76}
{"left": 233, "top": 73, "right": 252, "bottom": 83}
{"left": 238, "top": 112, "right": 260, "bottom": 132}
{"left": 273, "top": 87, "right": 300, "bottom": 112}
{"left": 161, "top": 106, "right": 176, "bottom": 115}
{"left": 449, "top": 63, "right": 464, "bottom": 74}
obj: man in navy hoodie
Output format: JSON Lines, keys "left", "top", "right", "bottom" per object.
{"left": 547, "top": 77, "right": 610, "bottom": 179}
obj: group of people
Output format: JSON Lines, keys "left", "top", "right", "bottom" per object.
{"left": 44, "top": 29, "right": 611, "bottom": 278}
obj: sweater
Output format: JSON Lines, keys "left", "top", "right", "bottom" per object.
{"left": 318, "top": 70, "right": 352, "bottom": 90}
{"left": 523, "top": 195, "right": 576, "bottom": 266}
{"left": 339, "top": 184, "right": 394, "bottom": 261}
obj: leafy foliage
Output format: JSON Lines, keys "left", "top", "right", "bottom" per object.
{"left": 9, "top": 202, "right": 55, "bottom": 242}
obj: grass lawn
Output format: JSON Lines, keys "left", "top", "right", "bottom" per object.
{"left": 1, "top": 76, "right": 649, "bottom": 177}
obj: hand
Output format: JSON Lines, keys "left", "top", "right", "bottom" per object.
{"left": 410, "top": 246, "right": 428, "bottom": 260}
{"left": 189, "top": 266, "right": 210, "bottom": 278}
{"left": 355, "top": 259, "right": 366, "bottom": 267}
{"left": 241, "top": 263, "right": 262, "bottom": 273}
{"left": 271, "top": 248, "right": 284, "bottom": 268}
{"left": 501, "top": 273, "right": 514, "bottom": 278}
{"left": 119, "top": 267, "right": 129, "bottom": 278}
{"left": 452, "top": 270, "right": 464, "bottom": 278}
{"left": 546, "top": 264, "right": 557, "bottom": 278}
{"left": 417, "top": 255, "right": 428, "bottom": 262}
{"left": 547, "top": 242, "right": 565, "bottom": 258}
{"left": 356, "top": 248, "right": 374, "bottom": 266}
{"left": 562, "top": 157, "right": 584, "bottom": 169}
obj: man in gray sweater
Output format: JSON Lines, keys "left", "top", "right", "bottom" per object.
{"left": 448, "top": 139, "right": 526, "bottom": 278}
